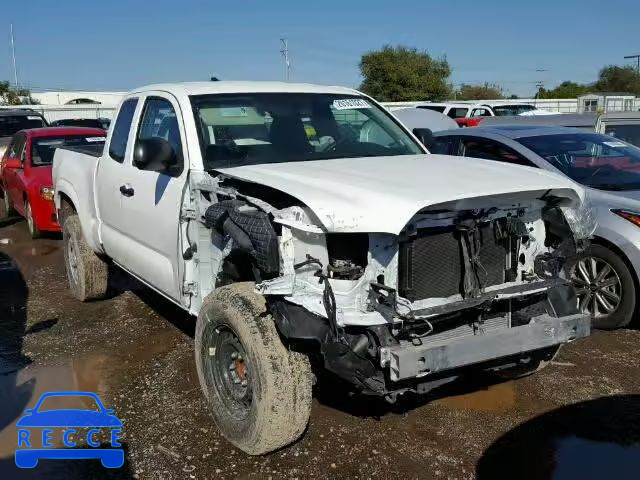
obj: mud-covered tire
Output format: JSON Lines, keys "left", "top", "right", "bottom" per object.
{"left": 2, "top": 189, "right": 16, "bottom": 217}
{"left": 493, "top": 346, "right": 560, "bottom": 380}
{"left": 25, "top": 200, "right": 41, "bottom": 239}
{"left": 195, "top": 283, "right": 312, "bottom": 455}
{"left": 62, "top": 214, "right": 108, "bottom": 301}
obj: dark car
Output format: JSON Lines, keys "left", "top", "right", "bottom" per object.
{"left": 50, "top": 118, "right": 111, "bottom": 130}
{"left": 0, "top": 109, "right": 48, "bottom": 156}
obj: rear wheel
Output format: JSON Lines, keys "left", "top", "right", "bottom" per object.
{"left": 195, "top": 283, "right": 313, "bottom": 455}
{"left": 568, "top": 244, "right": 635, "bottom": 329}
{"left": 25, "top": 200, "right": 41, "bottom": 239}
{"left": 62, "top": 214, "right": 109, "bottom": 301}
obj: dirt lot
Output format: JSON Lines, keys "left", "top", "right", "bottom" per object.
{"left": 1, "top": 213, "right": 640, "bottom": 480}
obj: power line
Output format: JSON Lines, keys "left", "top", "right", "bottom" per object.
{"left": 280, "top": 37, "right": 290, "bottom": 81}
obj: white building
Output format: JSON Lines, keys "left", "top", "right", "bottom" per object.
{"left": 31, "top": 91, "right": 125, "bottom": 106}
{"left": 577, "top": 93, "right": 638, "bottom": 113}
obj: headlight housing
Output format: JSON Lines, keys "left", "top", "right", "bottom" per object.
{"left": 40, "top": 186, "right": 54, "bottom": 201}
{"left": 612, "top": 209, "right": 640, "bottom": 227}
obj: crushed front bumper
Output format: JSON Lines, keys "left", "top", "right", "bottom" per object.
{"left": 381, "top": 314, "right": 590, "bottom": 382}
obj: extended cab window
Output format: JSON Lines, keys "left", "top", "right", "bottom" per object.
{"left": 191, "top": 93, "right": 423, "bottom": 169}
{"left": 462, "top": 137, "right": 535, "bottom": 167}
{"left": 109, "top": 98, "right": 138, "bottom": 163}
{"left": 135, "top": 97, "right": 183, "bottom": 174}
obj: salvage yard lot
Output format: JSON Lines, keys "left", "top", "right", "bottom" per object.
{"left": 1, "top": 213, "right": 639, "bottom": 480}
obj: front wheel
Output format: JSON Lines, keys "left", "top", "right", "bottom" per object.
{"left": 2, "top": 190, "right": 15, "bottom": 217}
{"left": 25, "top": 200, "right": 41, "bottom": 239}
{"left": 568, "top": 244, "right": 636, "bottom": 329}
{"left": 195, "top": 283, "right": 313, "bottom": 455}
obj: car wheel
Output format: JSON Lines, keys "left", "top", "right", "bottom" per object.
{"left": 62, "top": 213, "right": 109, "bottom": 301}
{"left": 492, "top": 346, "right": 560, "bottom": 380}
{"left": 568, "top": 244, "right": 636, "bottom": 329}
{"left": 2, "top": 190, "right": 15, "bottom": 217}
{"left": 195, "top": 282, "right": 313, "bottom": 455}
{"left": 25, "top": 200, "right": 41, "bottom": 239}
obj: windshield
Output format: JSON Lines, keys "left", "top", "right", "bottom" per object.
{"left": 604, "top": 124, "right": 640, "bottom": 148}
{"left": 492, "top": 105, "right": 536, "bottom": 116}
{"left": 518, "top": 133, "right": 640, "bottom": 191}
{"left": 190, "top": 93, "right": 423, "bottom": 169}
{"left": 0, "top": 115, "right": 46, "bottom": 137}
{"left": 32, "top": 135, "right": 106, "bottom": 166}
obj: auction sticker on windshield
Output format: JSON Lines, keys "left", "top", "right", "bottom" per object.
{"left": 15, "top": 391, "right": 124, "bottom": 469}
{"left": 332, "top": 98, "right": 371, "bottom": 110}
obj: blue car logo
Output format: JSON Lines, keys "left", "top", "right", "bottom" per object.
{"left": 15, "top": 391, "right": 124, "bottom": 468}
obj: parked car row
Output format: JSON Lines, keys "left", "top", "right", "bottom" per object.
{"left": 0, "top": 81, "right": 611, "bottom": 457}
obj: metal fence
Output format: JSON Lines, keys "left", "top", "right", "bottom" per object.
{"left": 0, "top": 104, "right": 117, "bottom": 123}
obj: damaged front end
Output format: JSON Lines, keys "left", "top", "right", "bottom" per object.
{"left": 197, "top": 174, "right": 592, "bottom": 398}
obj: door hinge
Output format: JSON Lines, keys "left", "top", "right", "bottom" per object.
{"left": 182, "top": 281, "right": 199, "bottom": 297}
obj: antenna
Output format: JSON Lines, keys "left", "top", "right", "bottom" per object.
{"left": 280, "top": 37, "right": 290, "bottom": 81}
{"left": 10, "top": 23, "right": 18, "bottom": 87}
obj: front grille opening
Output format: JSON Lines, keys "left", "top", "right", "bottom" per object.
{"left": 398, "top": 222, "right": 517, "bottom": 302}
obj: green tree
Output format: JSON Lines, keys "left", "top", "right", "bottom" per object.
{"left": 0, "top": 81, "right": 39, "bottom": 105}
{"left": 359, "top": 45, "right": 452, "bottom": 101}
{"left": 594, "top": 65, "right": 640, "bottom": 95}
{"left": 538, "top": 81, "right": 591, "bottom": 99}
{"left": 456, "top": 83, "right": 503, "bottom": 100}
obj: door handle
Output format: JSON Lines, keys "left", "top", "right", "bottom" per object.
{"left": 119, "top": 185, "right": 135, "bottom": 197}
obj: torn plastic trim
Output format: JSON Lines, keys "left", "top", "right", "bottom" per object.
{"left": 561, "top": 196, "right": 597, "bottom": 241}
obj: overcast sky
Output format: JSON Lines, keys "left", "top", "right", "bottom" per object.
{"left": 2, "top": 0, "right": 639, "bottom": 96}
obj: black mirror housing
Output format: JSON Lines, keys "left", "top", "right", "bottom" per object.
{"left": 133, "top": 138, "right": 178, "bottom": 172}
{"left": 413, "top": 128, "right": 434, "bottom": 150}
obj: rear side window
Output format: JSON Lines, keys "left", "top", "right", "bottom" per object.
{"left": 418, "top": 105, "right": 446, "bottom": 113}
{"left": 109, "top": 98, "right": 138, "bottom": 163}
{"left": 447, "top": 108, "right": 469, "bottom": 119}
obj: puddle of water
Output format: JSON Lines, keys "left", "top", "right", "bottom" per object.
{"left": 0, "top": 353, "right": 118, "bottom": 458}
{"left": 121, "top": 328, "right": 176, "bottom": 362}
{"left": 552, "top": 436, "right": 640, "bottom": 480}
{"left": 26, "top": 245, "right": 59, "bottom": 257}
{"left": 436, "top": 382, "right": 516, "bottom": 412}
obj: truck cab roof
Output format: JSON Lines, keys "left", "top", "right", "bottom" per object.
{"left": 130, "top": 81, "right": 361, "bottom": 97}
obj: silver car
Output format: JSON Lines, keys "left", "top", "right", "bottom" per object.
{"left": 432, "top": 125, "right": 640, "bottom": 329}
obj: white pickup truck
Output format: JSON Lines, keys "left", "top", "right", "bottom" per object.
{"left": 53, "top": 81, "right": 591, "bottom": 455}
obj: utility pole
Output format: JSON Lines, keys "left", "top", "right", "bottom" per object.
{"left": 280, "top": 37, "right": 290, "bottom": 81}
{"left": 624, "top": 54, "right": 640, "bottom": 74}
{"left": 10, "top": 23, "right": 18, "bottom": 87}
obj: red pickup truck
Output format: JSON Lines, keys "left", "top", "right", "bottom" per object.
{"left": 1, "top": 127, "right": 105, "bottom": 237}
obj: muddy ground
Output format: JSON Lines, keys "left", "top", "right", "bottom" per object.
{"left": 1, "top": 213, "right": 639, "bottom": 480}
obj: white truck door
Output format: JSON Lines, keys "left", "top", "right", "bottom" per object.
{"left": 116, "top": 93, "right": 189, "bottom": 301}
{"left": 95, "top": 97, "right": 141, "bottom": 260}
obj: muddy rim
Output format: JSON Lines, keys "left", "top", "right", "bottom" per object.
{"left": 572, "top": 256, "right": 622, "bottom": 318}
{"left": 203, "top": 322, "right": 253, "bottom": 420}
{"left": 67, "top": 236, "right": 80, "bottom": 285}
{"left": 26, "top": 203, "right": 34, "bottom": 234}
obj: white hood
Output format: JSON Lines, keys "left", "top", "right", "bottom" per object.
{"left": 217, "top": 155, "right": 582, "bottom": 234}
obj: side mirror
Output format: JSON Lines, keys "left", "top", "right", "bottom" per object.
{"left": 4, "top": 158, "right": 22, "bottom": 169}
{"left": 133, "top": 138, "right": 178, "bottom": 173}
{"left": 413, "top": 128, "right": 434, "bottom": 150}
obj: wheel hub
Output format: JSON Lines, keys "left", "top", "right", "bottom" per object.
{"left": 67, "top": 240, "right": 79, "bottom": 284}
{"left": 571, "top": 256, "right": 622, "bottom": 319}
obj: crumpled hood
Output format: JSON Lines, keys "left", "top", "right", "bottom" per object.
{"left": 217, "top": 154, "right": 582, "bottom": 234}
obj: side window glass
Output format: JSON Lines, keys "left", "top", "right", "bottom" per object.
{"left": 463, "top": 138, "right": 535, "bottom": 167}
{"left": 136, "top": 97, "right": 183, "bottom": 173}
{"left": 8, "top": 134, "right": 26, "bottom": 160}
{"left": 109, "top": 98, "right": 139, "bottom": 163}
{"left": 431, "top": 136, "right": 458, "bottom": 155}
